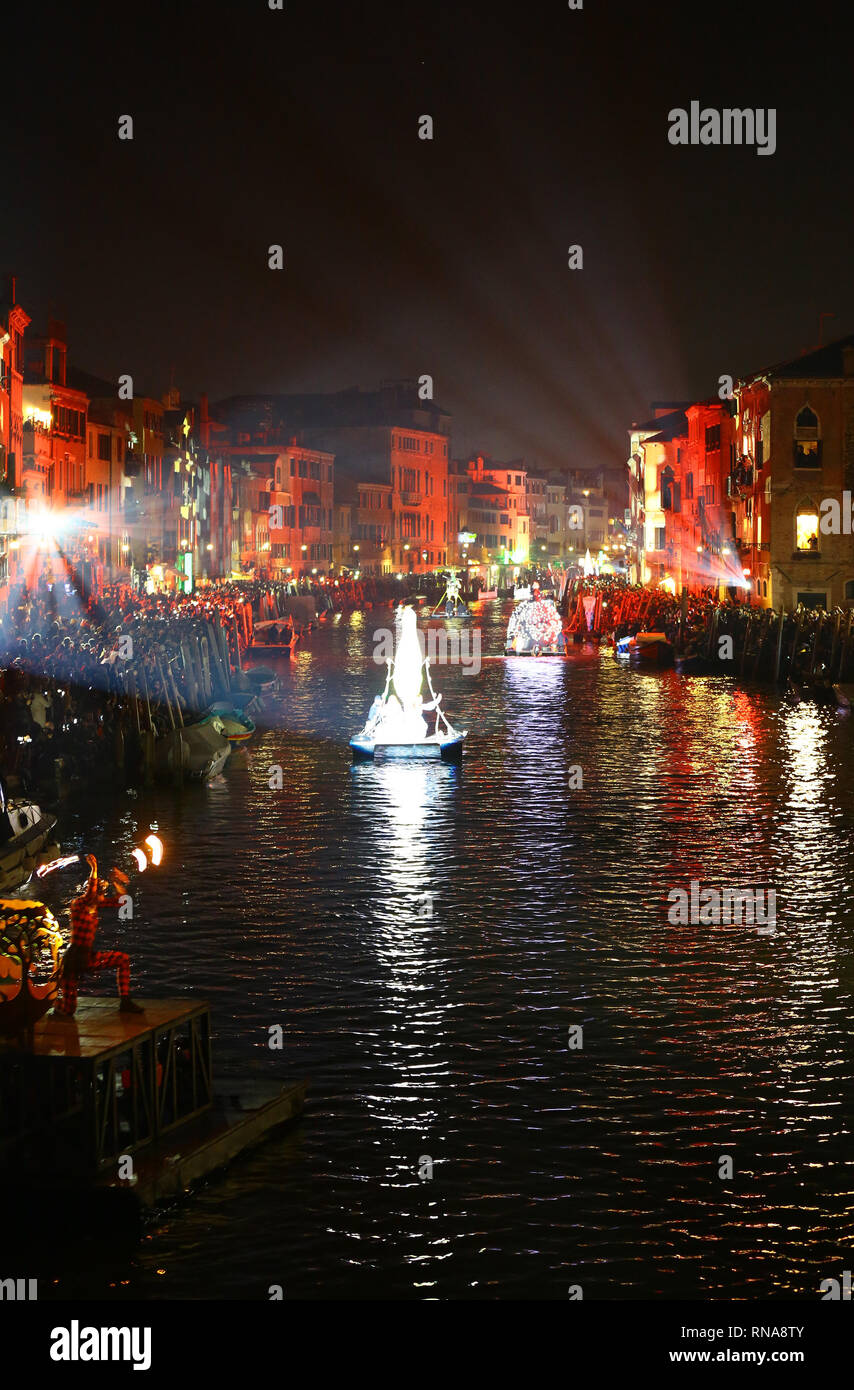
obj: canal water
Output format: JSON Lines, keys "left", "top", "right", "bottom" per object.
{"left": 40, "top": 602, "right": 854, "bottom": 1299}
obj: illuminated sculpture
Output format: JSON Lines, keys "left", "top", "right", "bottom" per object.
{"left": 505, "top": 589, "right": 566, "bottom": 655}
{"left": 0, "top": 899, "right": 65, "bottom": 1037}
{"left": 429, "top": 569, "right": 469, "bottom": 618}
{"left": 351, "top": 606, "right": 466, "bottom": 760}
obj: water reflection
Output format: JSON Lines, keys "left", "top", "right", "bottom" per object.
{"left": 35, "top": 608, "right": 854, "bottom": 1300}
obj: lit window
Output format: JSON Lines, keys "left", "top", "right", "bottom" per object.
{"left": 796, "top": 506, "right": 820, "bottom": 552}
{"left": 794, "top": 406, "right": 821, "bottom": 467}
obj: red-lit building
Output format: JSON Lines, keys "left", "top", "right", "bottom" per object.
{"left": 0, "top": 277, "right": 30, "bottom": 595}
{"left": 23, "top": 321, "right": 88, "bottom": 516}
{"left": 213, "top": 384, "right": 451, "bottom": 575}
{"left": 629, "top": 400, "right": 741, "bottom": 596}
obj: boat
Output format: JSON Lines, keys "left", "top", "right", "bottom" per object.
{"left": 615, "top": 632, "right": 675, "bottom": 667}
{"left": 0, "top": 786, "right": 60, "bottom": 897}
{"left": 513, "top": 585, "right": 532, "bottom": 601}
{"left": 789, "top": 677, "right": 835, "bottom": 705}
{"left": 178, "top": 718, "right": 232, "bottom": 780}
{"left": 244, "top": 665, "right": 279, "bottom": 695}
{"left": 201, "top": 707, "right": 256, "bottom": 744}
{"left": 422, "top": 602, "right": 472, "bottom": 620}
{"left": 505, "top": 594, "right": 566, "bottom": 655}
{"left": 351, "top": 606, "right": 466, "bottom": 762}
{"left": 476, "top": 588, "right": 498, "bottom": 601}
{"left": 250, "top": 619, "right": 296, "bottom": 655}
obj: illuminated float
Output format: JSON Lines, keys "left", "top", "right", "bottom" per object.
{"left": 351, "top": 605, "right": 466, "bottom": 761}
{"left": 0, "top": 898, "right": 65, "bottom": 1037}
{"left": 505, "top": 586, "right": 567, "bottom": 655}
{"left": 426, "top": 570, "right": 471, "bottom": 619}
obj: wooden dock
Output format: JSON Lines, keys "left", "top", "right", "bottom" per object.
{"left": 0, "top": 997, "right": 306, "bottom": 1208}
{"left": 104, "top": 1081, "right": 306, "bottom": 1206}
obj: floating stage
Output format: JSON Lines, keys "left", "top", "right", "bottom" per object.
{"left": 0, "top": 997, "right": 306, "bottom": 1213}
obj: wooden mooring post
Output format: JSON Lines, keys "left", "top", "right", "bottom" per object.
{"left": 773, "top": 608, "right": 786, "bottom": 683}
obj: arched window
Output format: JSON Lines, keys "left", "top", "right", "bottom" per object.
{"left": 660, "top": 465, "right": 675, "bottom": 510}
{"left": 794, "top": 405, "right": 821, "bottom": 467}
{"left": 796, "top": 499, "right": 820, "bottom": 552}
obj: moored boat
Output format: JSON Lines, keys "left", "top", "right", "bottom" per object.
{"left": 0, "top": 784, "right": 60, "bottom": 897}
{"left": 615, "top": 632, "right": 675, "bottom": 667}
{"left": 178, "top": 718, "right": 232, "bottom": 780}
{"left": 244, "top": 665, "right": 279, "bottom": 695}
{"left": 250, "top": 618, "right": 296, "bottom": 655}
{"left": 201, "top": 706, "right": 256, "bottom": 744}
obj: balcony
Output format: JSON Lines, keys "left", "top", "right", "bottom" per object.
{"left": 727, "top": 465, "right": 753, "bottom": 496}
{"left": 400, "top": 491, "right": 422, "bottom": 506}
{"left": 124, "top": 453, "right": 142, "bottom": 477}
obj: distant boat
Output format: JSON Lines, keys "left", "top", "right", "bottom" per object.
{"left": 422, "top": 602, "right": 472, "bottom": 620}
{"left": 615, "top": 632, "right": 675, "bottom": 667}
{"left": 476, "top": 588, "right": 498, "bottom": 601}
{"left": 250, "top": 619, "right": 296, "bottom": 655}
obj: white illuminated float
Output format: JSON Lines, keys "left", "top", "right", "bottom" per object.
{"left": 351, "top": 606, "right": 466, "bottom": 761}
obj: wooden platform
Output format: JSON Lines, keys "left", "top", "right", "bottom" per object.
{"left": 102, "top": 1080, "right": 307, "bottom": 1206}
{"left": 1, "top": 996, "right": 307, "bottom": 1207}
{"left": 32, "top": 996, "right": 208, "bottom": 1059}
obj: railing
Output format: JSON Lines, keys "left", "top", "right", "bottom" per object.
{"left": 727, "top": 466, "right": 753, "bottom": 494}
{"left": 400, "top": 491, "right": 422, "bottom": 505}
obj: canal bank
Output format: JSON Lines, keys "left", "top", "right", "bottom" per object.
{"left": 18, "top": 603, "right": 854, "bottom": 1299}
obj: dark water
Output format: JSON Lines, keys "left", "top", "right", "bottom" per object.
{"left": 37, "top": 602, "right": 854, "bottom": 1299}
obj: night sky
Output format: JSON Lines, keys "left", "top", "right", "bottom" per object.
{"left": 7, "top": 1, "right": 853, "bottom": 472}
